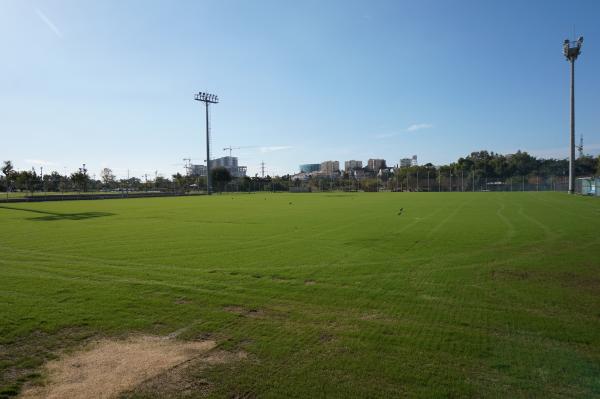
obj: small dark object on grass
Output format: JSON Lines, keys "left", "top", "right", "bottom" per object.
{"left": 289, "top": 202, "right": 293, "bottom": 205}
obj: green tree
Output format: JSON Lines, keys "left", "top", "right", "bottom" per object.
{"left": 172, "top": 173, "right": 187, "bottom": 192}
{"left": 14, "top": 170, "right": 38, "bottom": 195}
{"left": 70, "top": 171, "right": 89, "bottom": 192}
{"left": 101, "top": 168, "right": 116, "bottom": 189}
{"left": 211, "top": 167, "right": 232, "bottom": 193}
{"left": 2, "top": 160, "right": 14, "bottom": 199}
{"left": 154, "top": 176, "right": 171, "bottom": 191}
{"left": 43, "top": 172, "right": 63, "bottom": 192}
{"left": 575, "top": 155, "right": 597, "bottom": 176}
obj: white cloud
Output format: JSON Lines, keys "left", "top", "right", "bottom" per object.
{"left": 259, "top": 146, "right": 293, "bottom": 153}
{"left": 406, "top": 123, "right": 433, "bottom": 132}
{"left": 375, "top": 123, "right": 434, "bottom": 139}
{"left": 34, "top": 7, "right": 63, "bottom": 38}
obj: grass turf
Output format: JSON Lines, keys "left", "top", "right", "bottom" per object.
{"left": 0, "top": 192, "right": 599, "bottom": 398}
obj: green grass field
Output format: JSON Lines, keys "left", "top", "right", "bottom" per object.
{"left": 1, "top": 193, "right": 599, "bottom": 398}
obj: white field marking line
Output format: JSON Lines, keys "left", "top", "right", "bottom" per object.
{"left": 526, "top": 192, "right": 598, "bottom": 219}
{"left": 0, "top": 260, "right": 343, "bottom": 317}
{"left": 0, "top": 200, "right": 443, "bottom": 273}
{"left": 516, "top": 203, "right": 556, "bottom": 240}
{"left": 424, "top": 197, "right": 474, "bottom": 239}
{"left": 495, "top": 200, "right": 517, "bottom": 241}
{"left": 258, "top": 204, "right": 449, "bottom": 265}
{"left": 0, "top": 218, "right": 576, "bottom": 286}
{"left": 0, "top": 233, "right": 524, "bottom": 279}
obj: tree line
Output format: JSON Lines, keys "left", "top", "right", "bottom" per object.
{"left": 2, "top": 150, "right": 599, "bottom": 195}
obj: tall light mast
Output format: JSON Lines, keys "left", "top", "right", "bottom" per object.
{"left": 194, "top": 92, "right": 219, "bottom": 195}
{"left": 563, "top": 36, "right": 583, "bottom": 194}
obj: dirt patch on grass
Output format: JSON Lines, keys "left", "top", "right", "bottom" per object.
{"left": 19, "top": 336, "right": 217, "bottom": 399}
{"left": 224, "top": 306, "right": 264, "bottom": 318}
{"left": 121, "top": 349, "right": 248, "bottom": 398}
{"left": 174, "top": 297, "right": 191, "bottom": 305}
{"left": 304, "top": 279, "right": 316, "bottom": 285}
{"left": 491, "top": 269, "right": 600, "bottom": 294}
{"left": 558, "top": 272, "right": 600, "bottom": 293}
{"left": 359, "top": 312, "right": 395, "bottom": 323}
{"left": 491, "top": 269, "right": 529, "bottom": 280}
{"left": 0, "top": 327, "right": 94, "bottom": 398}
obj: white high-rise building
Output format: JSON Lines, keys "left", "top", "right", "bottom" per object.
{"left": 399, "top": 156, "right": 418, "bottom": 168}
{"left": 320, "top": 161, "right": 340, "bottom": 175}
{"left": 367, "top": 159, "right": 386, "bottom": 171}
{"left": 344, "top": 160, "right": 363, "bottom": 171}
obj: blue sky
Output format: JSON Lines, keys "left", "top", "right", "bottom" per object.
{"left": 1, "top": 0, "right": 598, "bottom": 178}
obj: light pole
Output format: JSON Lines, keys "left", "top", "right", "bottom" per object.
{"left": 194, "top": 91, "right": 219, "bottom": 195}
{"left": 416, "top": 169, "right": 419, "bottom": 192}
{"left": 563, "top": 36, "right": 583, "bottom": 194}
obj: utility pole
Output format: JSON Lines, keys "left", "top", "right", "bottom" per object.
{"left": 416, "top": 169, "right": 419, "bottom": 192}
{"left": 260, "top": 161, "right": 265, "bottom": 178}
{"left": 563, "top": 36, "right": 583, "bottom": 194}
{"left": 194, "top": 91, "right": 219, "bottom": 195}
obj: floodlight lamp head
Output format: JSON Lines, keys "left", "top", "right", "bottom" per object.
{"left": 194, "top": 91, "right": 219, "bottom": 103}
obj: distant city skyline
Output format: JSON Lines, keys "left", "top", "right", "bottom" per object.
{"left": 1, "top": 0, "right": 599, "bottom": 179}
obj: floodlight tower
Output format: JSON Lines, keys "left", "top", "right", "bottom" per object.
{"left": 563, "top": 36, "right": 583, "bottom": 194}
{"left": 194, "top": 92, "right": 219, "bottom": 194}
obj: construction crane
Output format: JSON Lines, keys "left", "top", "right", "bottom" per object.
{"left": 576, "top": 135, "right": 584, "bottom": 158}
{"left": 223, "top": 146, "right": 256, "bottom": 157}
{"left": 182, "top": 158, "right": 192, "bottom": 175}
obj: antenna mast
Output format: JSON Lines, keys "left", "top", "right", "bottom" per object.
{"left": 576, "top": 135, "right": 584, "bottom": 158}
